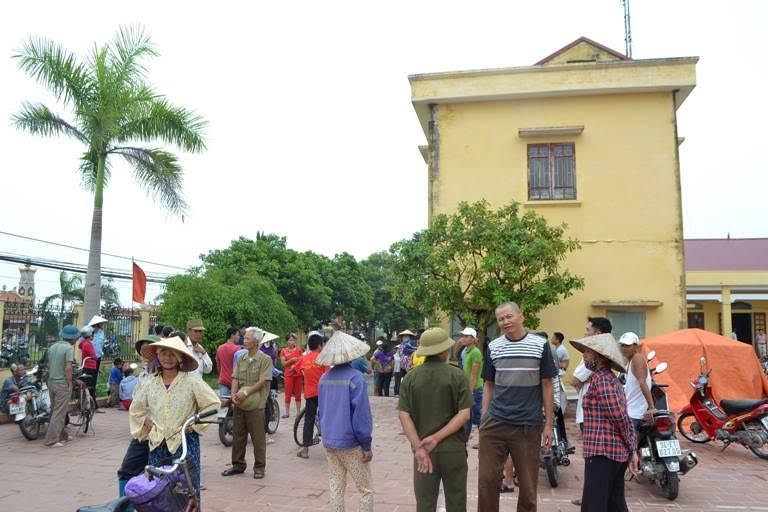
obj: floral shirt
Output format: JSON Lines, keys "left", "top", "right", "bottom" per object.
{"left": 582, "top": 366, "right": 637, "bottom": 462}
{"left": 129, "top": 371, "right": 219, "bottom": 453}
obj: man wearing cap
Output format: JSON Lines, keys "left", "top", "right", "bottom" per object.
{"left": 43, "top": 325, "right": 78, "bottom": 447}
{"left": 398, "top": 327, "right": 472, "bottom": 512}
{"left": 222, "top": 326, "right": 273, "bottom": 479}
{"left": 618, "top": 332, "right": 655, "bottom": 429}
{"left": 186, "top": 319, "right": 213, "bottom": 378}
{"left": 478, "top": 302, "right": 557, "bottom": 512}
{"left": 457, "top": 327, "right": 483, "bottom": 442}
{"left": 317, "top": 331, "right": 374, "bottom": 512}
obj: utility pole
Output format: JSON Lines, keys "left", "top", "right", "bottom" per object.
{"left": 621, "top": 0, "right": 633, "bottom": 58}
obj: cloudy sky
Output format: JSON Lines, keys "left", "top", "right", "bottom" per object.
{"left": 1, "top": 0, "right": 765, "bottom": 305}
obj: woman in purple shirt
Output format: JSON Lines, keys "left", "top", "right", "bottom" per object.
{"left": 374, "top": 344, "right": 395, "bottom": 397}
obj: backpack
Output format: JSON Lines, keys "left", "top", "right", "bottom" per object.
{"left": 124, "top": 468, "right": 189, "bottom": 512}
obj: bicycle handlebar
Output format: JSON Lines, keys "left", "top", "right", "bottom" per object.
{"left": 144, "top": 408, "right": 218, "bottom": 478}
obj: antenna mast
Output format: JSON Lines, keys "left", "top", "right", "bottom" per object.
{"left": 621, "top": 0, "right": 633, "bottom": 58}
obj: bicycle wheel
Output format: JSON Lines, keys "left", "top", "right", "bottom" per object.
{"left": 266, "top": 397, "right": 280, "bottom": 434}
{"left": 293, "top": 408, "right": 320, "bottom": 447}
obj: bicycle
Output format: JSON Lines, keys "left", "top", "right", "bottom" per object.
{"left": 217, "top": 388, "right": 279, "bottom": 447}
{"left": 67, "top": 358, "right": 96, "bottom": 434}
{"left": 77, "top": 409, "right": 218, "bottom": 512}
{"left": 293, "top": 406, "right": 321, "bottom": 447}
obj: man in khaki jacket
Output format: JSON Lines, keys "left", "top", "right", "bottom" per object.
{"left": 221, "top": 327, "right": 273, "bottom": 479}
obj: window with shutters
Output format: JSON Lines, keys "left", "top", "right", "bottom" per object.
{"left": 527, "top": 143, "right": 576, "bottom": 200}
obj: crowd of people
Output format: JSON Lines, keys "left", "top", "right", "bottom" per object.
{"left": 25, "top": 302, "right": 663, "bottom": 512}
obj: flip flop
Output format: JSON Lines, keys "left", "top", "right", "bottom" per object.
{"left": 297, "top": 451, "right": 309, "bottom": 459}
{"left": 281, "top": 414, "right": 289, "bottom": 419}
{"left": 500, "top": 483, "right": 515, "bottom": 493}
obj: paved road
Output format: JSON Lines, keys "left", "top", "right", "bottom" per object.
{"left": 1, "top": 394, "right": 767, "bottom": 511}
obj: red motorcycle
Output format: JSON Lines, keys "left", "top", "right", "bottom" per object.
{"left": 677, "top": 357, "right": 768, "bottom": 459}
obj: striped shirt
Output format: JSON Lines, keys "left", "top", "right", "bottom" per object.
{"left": 482, "top": 332, "right": 557, "bottom": 425}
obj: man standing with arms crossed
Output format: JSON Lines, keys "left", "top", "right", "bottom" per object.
{"left": 478, "top": 302, "right": 557, "bottom": 512}
{"left": 222, "top": 327, "right": 273, "bottom": 479}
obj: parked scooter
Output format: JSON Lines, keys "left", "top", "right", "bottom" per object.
{"left": 677, "top": 356, "right": 768, "bottom": 459}
{"left": 541, "top": 417, "right": 575, "bottom": 487}
{"left": 633, "top": 356, "right": 698, "bottom": 500}
{"left": 7, "top": 365, "right": 52, "bottom": 440}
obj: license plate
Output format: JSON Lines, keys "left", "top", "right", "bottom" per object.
{"left": 656, "top": 439, "right": 682, "bottom": 457}
{"left": 761, "top": 416, "right": 768, "bottom": 431}
{"left": 9, "top": 400, "right": 25, "bottom": 416}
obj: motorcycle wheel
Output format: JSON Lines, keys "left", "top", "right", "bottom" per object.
{"left": 677, "top": 412, "right": 711, "bottom": 443}
{"left": 18, "top": 402, "right": 40, "bottom": 440}
{"left": 661, "top": 471, "right": 679, "bottom": 500}
{"left": 543, "top": 455, "right": 559, "bottom": 488}
{"left": 218, "top": 410, "right": 233, "bottom": 447}
{"left": 745, "top": 421, "right": 768, "bottom": 460}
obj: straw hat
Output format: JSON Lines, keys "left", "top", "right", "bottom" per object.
{"left": 140, "top": 336, "right": 199, "bottom": 372}
{"left": 398, "top": 329, "right": 416, "bottom": 337}
{"left": 569, "top": 333, "right": 627, "bottom": 373}
{"left": 87, "top": 315, "right": 108, "bottom": 327}
{"left": 414, "top": 327, "right": 455, "bottom": 357}
{"left": 317, "top": 331, "right": 370, "bottom": 366}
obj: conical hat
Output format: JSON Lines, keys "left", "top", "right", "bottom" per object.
{"left": 140, "top": 336, "right": 199, "bottom": 372}
{"left": 88, "top": 315, "right": 108, "bottom": 327}
{"left": 398, "top": 329, "right": 416, "bottom": 337}
{"left": 317, "top": 331, "right": 370, "bottom": 366}
{"left": 569, "top": 333, "right": 627, "bottom": 373}
{"left": 261, "top": 331, "right": 279, "bottom": 344}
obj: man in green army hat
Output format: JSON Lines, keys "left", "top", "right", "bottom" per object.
{"left": 397, "top": 327, "right": 472, "bottom": 512}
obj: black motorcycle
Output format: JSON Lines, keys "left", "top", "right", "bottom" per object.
{"left": 632, "top": 357, "right": 698, "bottom": 500}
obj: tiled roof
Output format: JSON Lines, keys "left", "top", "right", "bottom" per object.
{"left": 685, "top": 238, "right": 768, "bottom": 271}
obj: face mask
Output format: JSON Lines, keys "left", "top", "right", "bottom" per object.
{"left": 584, "top": 359, "right": 598, "bottom": 371}
{"left": 403, "top": 337, "right": 411, "bottom": 343}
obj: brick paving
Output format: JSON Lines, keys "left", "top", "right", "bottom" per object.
{"left": 1, "top": 393, "right": 767, "bottom": 511}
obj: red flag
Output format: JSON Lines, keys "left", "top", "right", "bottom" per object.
{"left": 132, "top": 262, "right": 147, "bottom": 304}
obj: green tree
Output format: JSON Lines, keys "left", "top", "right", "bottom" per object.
{"left": 360, "top": 251, "right": 422, "bottom": 340}
{"left": 13, "top": 26, "right": 207, "bottom": 322}
{"left": 160, "top": 271, "right": 297, "bottom": 355}
{"left": 390, "top": 200, "right": 584, "bottom": 343}
{"left": 201, "top": 235, "right": 332, "bottom": 329}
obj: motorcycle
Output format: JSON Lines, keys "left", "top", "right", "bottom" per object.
{"left": 541, "top": 416, "right": 575, "bottom": 487}
{"left": 7, "top": 365, "right": 52, "bottom": 440}
{"left": 677, "top": 356, "right": 768, "bottom": 459}
{"left": 633, "top": 357, "right": 698, "bottom": 500}
{"left": 1, "top": 340, "right": 17, "bottom": 367}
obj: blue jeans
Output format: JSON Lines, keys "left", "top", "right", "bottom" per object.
{"left": 464, "top": 387, "right": 483, "bottom": 439}
{"left": 219, "top": 384, "right": 231, "bottom": 397}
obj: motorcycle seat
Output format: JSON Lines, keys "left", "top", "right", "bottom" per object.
{"left": 76, "top": 497, "right": 131, "bottom": 512}
{"left": 720, "top": 398, "right": 768, "bottom": 415}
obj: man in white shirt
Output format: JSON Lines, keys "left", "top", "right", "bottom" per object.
{"left": 186, "top": 319, "right": 213, "bottom": 377}
{"left": 570, "top": 317, "right": 612, "bottom": 432}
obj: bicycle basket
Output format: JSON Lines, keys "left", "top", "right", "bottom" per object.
{"left": 125, "top": 467, "right": 189, "bottom": 512}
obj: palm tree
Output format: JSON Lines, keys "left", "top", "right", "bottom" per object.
{"left": 40, "top": 272, "right": 122, "bottom": 328}
{"left": 13, "top": 26, "right": 206, "bottom": 321}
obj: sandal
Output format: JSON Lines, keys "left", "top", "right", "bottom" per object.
{"left": 297, "top": 451, "right": 309, "bottom": 459}
{"left": 281, "top": 414, "right": 289, "bottom": 419}
{"left": 253, "top": 469, "right": 265, "bottom": 479}
{"left": 500, "top": 483, "right": 515, "bottom": 493}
